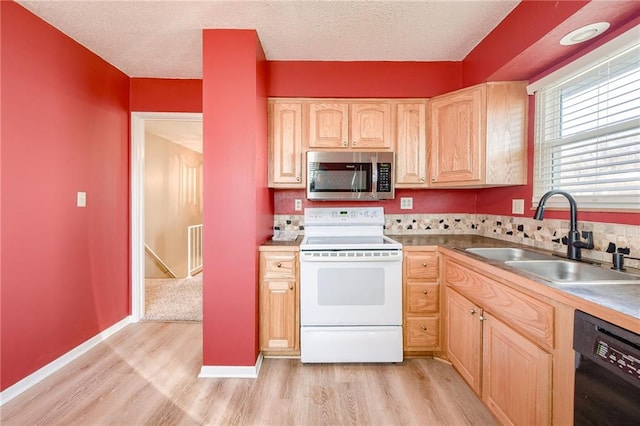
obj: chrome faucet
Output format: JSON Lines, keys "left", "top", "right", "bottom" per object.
{"left": 534, "top": 190, "right": 593, "bottom": 260}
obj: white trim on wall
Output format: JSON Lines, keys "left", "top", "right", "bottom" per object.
{"left": 0, "top": 317, "right": 132, "bottom": 406}
{"left": 130, "top": 112, "right": 203, "bottom": 322}
{"left": 198, "top": 353, "right": 264, "bottom": 379}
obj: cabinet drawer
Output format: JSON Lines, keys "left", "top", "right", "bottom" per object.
{"left": 261, "top": 253, "right": 297, "bottom": 278}
{"left": 445, "top": 259, "right": 554, "bottom": 350}
{"left": 406, "top": 283, "right": 439, "bottom": 314}
{"left": 405, "top": 252, "right": 439, "bottom": 280}
{"left": 405, "top": 317, "right": 439, "bottom": 349}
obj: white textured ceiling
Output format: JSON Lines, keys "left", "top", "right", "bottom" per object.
{"left": 17, "top": 0, "right": 520, "bottom": 79}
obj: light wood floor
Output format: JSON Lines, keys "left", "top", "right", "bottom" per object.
{"left": 1, "top": 322, "right": 496, "bottom": 425}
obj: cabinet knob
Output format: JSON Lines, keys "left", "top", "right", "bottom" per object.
{"left": 470, "top": 309, "right": 477, "bottom": 315}
{"left": 352, "top": 141, "right": 357, "bottom": 146}
{"left": 343, "top": 141, "right": 348, "bottom": 147}
{"left": 422, "top": 262, "right": 427, "bottom": 267}
{"left": 296, "top": 176, "right": 300, "bottom": 182}
{"left": 421, "top": 325, "right": 427, "bottom": 331}
{"left": 422, "top": 290, "right": 428, "bottom": 295}
{"left": 289, "top": 284, "right": 293, "bottom": 290}
{"left": 420, "top": 177, "right": 425, "bottom": 182}
{"left": 276, "top": 263, "right": 282, "bottom": 268}
{"left": 431, "top": 176, "right": 436, "bottom": 182}
{"left": 479, "top": 315, "right": 486, "bottom": 321}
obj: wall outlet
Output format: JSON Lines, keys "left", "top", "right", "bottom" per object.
{"left": 77, "top": 191, "right": 86, "bottom": 208}
{"left": 400, "top": 197, "right": 413, "bottom": 210}
{"left": 512, "top": 199, "right": 524, "bottom": 215}
{"left": 294, "top": 199, "right": 302, "bottom": 211}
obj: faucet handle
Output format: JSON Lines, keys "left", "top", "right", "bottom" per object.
{"left": 574, "top": 231, "right": 594, "bottom": 250}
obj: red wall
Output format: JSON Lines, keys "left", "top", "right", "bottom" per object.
{"left": 1, "top": 2, "right": 130, "bottom": 390}
{"left": 202, "top": 29, "right": 272, "bottom": 367}
{"left": 268, "top": 61, "right": 461, "bottom": 98}
{"left": 130, "top": 78, "right": 202, "bottom": 112}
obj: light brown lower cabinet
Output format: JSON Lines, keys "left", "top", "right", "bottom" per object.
{"left": 403, "top": 250, "right": 440, "bottom": 354}
{"left": 445, "top": 287, "right": 482, "bottom": 394}
{"left": 259, "top": 250, "right": 299, "bottom": 355}
{"left": 444, "top": 258, "right": 552, "bottom": 425}
{"left": 482, "top": 311, "right": 551, "bottom": 426}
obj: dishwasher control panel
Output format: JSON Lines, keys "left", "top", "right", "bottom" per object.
{"left": 594, "top": 339, "right": 640, "bottom": 382}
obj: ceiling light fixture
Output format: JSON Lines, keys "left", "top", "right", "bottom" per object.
{"left": 560, "top": 22, "right": 610, "bottom": 46}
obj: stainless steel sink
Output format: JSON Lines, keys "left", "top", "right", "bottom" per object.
{"left": 504, "top": 260, "right": 640, "bottom": 285}
{"left": 465, "top": 247, "right": 554, "bottom": 262}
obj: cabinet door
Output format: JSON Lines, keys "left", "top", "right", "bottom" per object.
{"left": 405, "top": 252, "right": 439, "bottom": 280}
{"left": 445, "top": 287, "right": 482, "bottom": 395}
{"left": 429, "top": 85, "right": 484, "bottom": 186}
{"left": 405, "top": 317, "right": 439, "bottom": 349}
{"left": 482, "top": 313, "right": 551, "bottom": 426}
{"left": 260, "top": 279, "right": 298, "bottom": 351}
{"left": 350, "top": 103, "right": 392, "bottom": 149}
{"left": 308, "top": 102, "right": 349, "bottom": 148}
{"left": 259, "top": 251, "right": 299, "bottom": 354}
{"left": 406, "top": 283, "right": 439, "bottom": 314}
{"left": 269, "top": 102, "right": 304, "bottom": 187}
{"left": 395, "top": 102, "right": 428, "bottom": 186}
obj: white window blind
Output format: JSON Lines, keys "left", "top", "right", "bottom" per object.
{"left": 533, "top": 42, "right": 640, "bottom": 210}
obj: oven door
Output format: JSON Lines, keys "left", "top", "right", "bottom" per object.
{"left": 299, "top": 250, "right": 402, "bottom": 326}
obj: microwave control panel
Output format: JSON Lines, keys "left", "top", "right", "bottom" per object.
{"left": 377, "top": 163, "right": 392, "bottom": 192}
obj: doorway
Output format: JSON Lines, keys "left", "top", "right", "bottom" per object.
{"left": 130, "top": 112, "right": 203, "bottom": 321}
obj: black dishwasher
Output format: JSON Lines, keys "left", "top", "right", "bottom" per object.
{"left": 573, "top": 310, "right": 640, "bottom": 425}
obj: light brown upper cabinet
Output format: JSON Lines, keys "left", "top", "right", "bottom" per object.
{"left": 394, "top": 101, "right": 428, "bottom": 187}
{"left": 308, "top": 101, "right": 392, "bottom": 150}
{"left": 268, "top": 100, "right": 305, "bottom": 188}
{"left": 428, "top": 82, "right": 528, "bottom": 187}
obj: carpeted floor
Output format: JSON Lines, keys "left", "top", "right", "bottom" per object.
{"left": 142, "top": 275, "right": 202, "bottom": 322}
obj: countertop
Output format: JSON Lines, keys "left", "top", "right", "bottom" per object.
{"left": 259, "top": 233, "right": 640, "bottom": 329}
{"left": 392, "top": 234, "right": 640, "bottom": 326}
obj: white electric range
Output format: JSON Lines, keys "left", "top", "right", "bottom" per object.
{"left": 299, "top": 207, "right": 403, "bottom": 363}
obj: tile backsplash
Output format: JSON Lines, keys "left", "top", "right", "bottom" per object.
{"left": 273, "top": 213, "right": 640, "bottom": 269}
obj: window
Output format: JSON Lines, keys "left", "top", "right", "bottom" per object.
{"left": 532, "top": 39, "right": 640, "bottom": 210}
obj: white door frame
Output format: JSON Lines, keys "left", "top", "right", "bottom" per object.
{"left": 130, "top": 112, "right": 203, "bottom": 321}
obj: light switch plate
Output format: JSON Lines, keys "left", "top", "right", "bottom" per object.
{"left": 294, "top": 199, "right": 302, "bottom": 211}
{"left": 512, "top": 199, "right": 524, "bottom": 215}
{"left": 77, "top": 191, "right": 86, "bottom": 208}
{"left": 400, "top": 197, "right": 413, "bottom": 210}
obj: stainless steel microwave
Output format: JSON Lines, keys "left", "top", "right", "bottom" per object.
{"left": 306, "top": 151, "right": 395, "bottom": 201}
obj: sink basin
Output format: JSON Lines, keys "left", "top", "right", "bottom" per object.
{"left": 465, "top": 247, "right": 554, "bottom": 262}
{"left": 505, "top": 260, "right": 640, "bottom": 285}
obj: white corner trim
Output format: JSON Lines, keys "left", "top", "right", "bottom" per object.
{"left": 198, "top": 353, "right": 264, "bottom": 379}
{"left": 0, "top": 316, "right": 132, "bottom": 406}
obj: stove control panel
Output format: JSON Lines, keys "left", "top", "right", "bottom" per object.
{"left": 304, "top": 207, "right": 384, "bottom": 225}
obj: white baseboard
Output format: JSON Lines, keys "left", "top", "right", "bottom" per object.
{"left": 198, "top": 353, "right": 263, "bottom": 379}
{"left": 0, "top": 316, "right": 132, "bottom": 406}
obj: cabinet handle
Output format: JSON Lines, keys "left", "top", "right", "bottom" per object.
{"left": 470, "top": 309, "right": 476, "bottom": 315}
{"left": 422, "top": 290, "right": 428, "bottom": 295}
{"left": 276, "top": 263, "right": 282, "bottom": 268}
{"left": 421, "top": 325, "right": 427, "bottom": 331}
